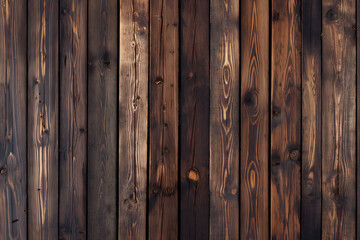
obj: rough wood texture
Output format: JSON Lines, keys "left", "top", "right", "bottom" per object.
{"left": 148, "top": 0, "right": 179, "bottom": 238}
{"left": 88, "top": 0, "right": 118, "bottom": 239}
{"left": 322, "top": 0, "right": 356, "bottom": 239}
{"left": 179, "top": 0, "right": 209, "bottom": 239}
{"left": 209, "top": 0, "right": 240, "bottom": 238}
{"left": 28, "top": 0, "right": 59, "bottom": 239}
{"left": 59, "top": 0, "right": 87, "bottom": 238}
{"left": 301, "top": 0, "right": 321, "bottom": 238}
{"left": 240, "top": 0, "right": 269, "bottom": 239}
{"left": 119, "top": 0, "right": 148, "bottom": 239}
{"left": 271, "top": 0, "right": 301, "bottom": 239}
{"left": 0, "top": 0, "right": 27, "bottom": 239}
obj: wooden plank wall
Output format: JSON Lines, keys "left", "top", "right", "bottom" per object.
{"left": 1, "top": 0, "right": 360, "bottom": 239}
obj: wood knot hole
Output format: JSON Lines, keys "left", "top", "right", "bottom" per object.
{"left": 0, "top": 168, "right": 7, "bottom": 175}
{"left": 155, "top": 77, "right": 163, "bottom": 85}
{"left": 187, "top": 168, "right": 200, "bottom": 182}
{"left": 290, "top": 150, "right": 300, "bottom": 161}
{"left": 326, "top": 8, "right": 339, "bottom": 21}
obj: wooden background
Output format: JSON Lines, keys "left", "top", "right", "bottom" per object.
{"left": 0, "top": 0, "right": 360, "bottom": 239}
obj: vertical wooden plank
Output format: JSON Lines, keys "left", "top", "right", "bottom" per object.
{"left": 149, "top": 0, "right": 179, "bottom": 238}
{"left": 358, "top": 0, "right": 360, "bottom": 238}
{"left": 88, "top": 0, "right": 118, "bottom": 239}
{"left": 270, "top": 0, "right": 301, "bottom": 239}
{"left": 301, "top": 0, "right": 321, "bottom": 239}
{"left": 28, "top": 0, "right": 59, "bottom": 239}
{"left": 240, "top": 0, "right": 269, "bottom": 239}
{"left": 209, "top": 0, "right": 240, "bottom": 238}
{"left": 59, "top": 0, "right": 87, "bottom": 238}
{"left": 119, "top": 0, "right": 148, "bottom": 238}
{"left": 0, "top": 0, "right": 27, "bottom": 239}
{"left": 322, "top": 0, "right": 356, "bottom": 239}
{"left": 179, "top": 0, "right": 209, "bottom": 239}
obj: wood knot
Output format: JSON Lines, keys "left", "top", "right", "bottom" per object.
{"left": 187, "top": 168, "right": 200, "bottom": 182}
{"left": 273, "top": 11, "right": 280, "bottom": 21}
{"left": 326, "top": 8, "right": 339, "bottom": 21}
{"left": 0, "top": 168, "right": 7, "bottom": 175}
{"left": 188, "top": 72, "right": 194, "bottom": 79}
{"left": 290, "top": 149, "right": 300, "bottom": 161}
{"left": 101, "top": 53, "right": 110, "bottom": 66}
{"left": 272, "top": 106, "right": 280, "bottom": 116}
{"left": 244, "top": 91, "right": 257, "bottom": 107}
{"left": 155, "top": 77, "right": 163, "bottom": 85}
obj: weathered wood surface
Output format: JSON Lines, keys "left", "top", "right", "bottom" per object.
{"left": 301, "top": 0, "right": 322, "bottom": 239}
{"left": 358, "top": 0, "right": 360, "bottom": 238}
{"left": 240, "top": 0, "right": 269, "bottom": 239}
{"left": 28, "top": 0, "right": 59, "bottom": 239}
{"left": 322, "top": 0, "right": 356, "bottom": 239}
{"left": 119, "top": 0, "right": 148, "bottom": 239}
{"left": 271, "top": 0, "right": 301, "bottom": 239}
{"left": 209, "top": 0, "right": 240, "bottom": 239}
{"left": 148, "top": 0, "right": 179, "bottom": 238}
{"left": 59, "top": 0, "right": 87, "bottom": 238}
{"left": 87, "top": 0, "right": 118, "bottom": 239}
{"left": 180, "top": 0, "right": 210, "bottom": 239}
{"left": 0, "top": 0, "right": 27, "bottom": 239}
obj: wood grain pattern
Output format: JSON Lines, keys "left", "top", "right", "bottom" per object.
{"left": 209, "top": 0, "right": 240, "bottom": 239}
{"left": 301, "top": 0, "right": 322, "bottom": 238}
{"left": 271, "top": 0, "right": 301, "bottom": 239}
{"left": 119, "top": 0, "right": 148, "bottom": 238}
{"left": 0, "top": 0, "right": 27, "bottom": 239}
{"left": 322, "top": 0, "right": 356, "bottom": 239}
{"left": 240, "top": 0, "right": 269, "bottom": 239}
{"left": 149, "top": 0, "right": 179, "bottom": 238}
{"left": 28, "top": 0, "right": 59, "bottom": 239}
{"left": 88, "top": 0, "right": 118, "bottom": 239}
{"left": 59, "top": 0, "right": 87, "bottom": 238}
{"left": 179, "top": 0, "right": 209, "bottom": 239}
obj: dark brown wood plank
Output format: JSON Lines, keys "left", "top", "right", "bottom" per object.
{"left": 149, "top": 0, "right": 179, "bottom": 238}
{"left": 28, "top": 0, "right": 59, "bottom": 239}
{"left": 322, "top": 0, "right": 356, "bottom": 239}
{"left": 0, "top": 1, "right": 27, "bottom": 239}
{"left": 59, "top": 0, "right": 87, "bottom": 238}
{"left": 358, "top": 0, "right": 360, "bottom": 237}
{"left": 209, "top": 0, "right": 240, "bottom": 238}
{"left": 179, "top": 0, "right": 209, "bottom": 239}
{"left": 119, "top": 0, "right": 148, "bottom": 238}
{"left": 301, "top": 0, "right": 321, "bottom": 238}
{"left": 87, "top": 0, "right": 118, "bottom": 239}
{"left": 240, "top": 0, "right": 269, "bottom": 239}
{"left": 270, "top": 0, "right": 301, "bottom": 239}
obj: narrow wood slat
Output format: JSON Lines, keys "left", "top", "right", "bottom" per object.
{"left": 119, "top": 0, "right": 148, "bottom": 238}
{"left": 0, "top": 0, "right": 27, "bottom": 239}
{"left": 270, "top": 0, "right": 301, "bottom": 239}
{"left": 322, "top": 0, "right": 357, "bottom": 239}
{"left": 88, "top": 0, "right": 118, "bottom": 238}
{"left": 179, "top": 0, "right": 210, "bottom": 239}
{"left": 240, "top": 0, "right": 269, "bottom": 239}
{"left": 209, "top": 0, "right": 240, "bottom": 238}
{"left": 59, "top": 0, "right": 87, "bottom": 238}
{"left": 357, "top": 0, "right": 360, "bottom": 238}
{"left": 301, "top": 0, "right": 321, "bottom": 238}
{"left": 28, "top": 0, "right": 59, "bottom": 239}
{"left": 149, "top": 0, "right": 179, "bottom": 238}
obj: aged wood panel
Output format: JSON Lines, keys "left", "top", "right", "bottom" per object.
{"left": 28, "top": 0, "right": 59, "bottom": 239}
{"left": 179, "top": 0, "right": 210, "bottom": 239}
{"left": 59, "top": 0, "right": 87, "bottom": 238}
{"left": 88, "top": 0, "right": 118, "bottom": 239}
{"left": 322, "top": 0, "right": 357, "bottom": 239}
{"left": 271, "top": 0, "right": 301, "bottom": 239}
{"left": 148, "top": 0, "right": 179, "bottom": 238}
{"left": 209, "top": 0, "right": 240, "bottom": 239}
{"left": 0, "top": 0, "right": 27, "bottom": 239}
{"left": 119, "top": 0, "right": 148, "bottom": 239}
{"left": 240, "top": 0, "right": 269, "bottom": 239}
{"left": 301, "top": 0, "right": 322, "bottom": 239}
{"left": 357, "top": 0, "right": 360, "bottom": 238}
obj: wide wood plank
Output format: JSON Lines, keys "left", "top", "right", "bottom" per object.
{"left": 148, "top": 0, "right": 179, "bottom": 238}
{"left": 240, "top": 0, "right": 269, "bottom": 239}
{"left": 301, "top": 0, "right": 321, "bottom": 239}
{"left": 119, "top": 0, "right": 148, "bottom": 238}
{"left": 270, "top": 0, "right": 301, "bottom": 239}
{"left": 209, "top": 0, "right": 240, "bottom": 238}
{"left": 28, "top": 0, "right": 59, "bottom": 239}
{"left": 59, "top": 0, "right": 87, "bottom": 238}
{"left": 322, "top": 0, "right": 356, "bottom": 239}
{"left": 179, "top": 0, "right": 209, "bottom": 239}
{"left": 0, "top": 0, "right": 27, "bottom": 239}
{"left": 87, "top": 0, "right": 118, "bottom": 239}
